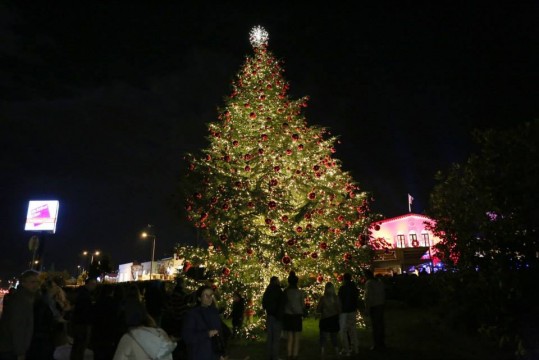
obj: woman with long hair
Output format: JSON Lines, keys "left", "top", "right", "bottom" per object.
{"left": 282, "top": 271, "right": 305, "bottom": 360}
{"left": 316, "top": 282, "right": 341, "bottom": 357}
{"left": 113, "top": 303, "right": 176, "bottom": 360}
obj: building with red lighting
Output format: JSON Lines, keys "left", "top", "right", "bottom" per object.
{"left": 370, "top": 213, "right": 442, "bottom": 275}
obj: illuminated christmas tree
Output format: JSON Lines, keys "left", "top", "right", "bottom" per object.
{"left": 178, "top": 26, "right": 376, "bottom": 332}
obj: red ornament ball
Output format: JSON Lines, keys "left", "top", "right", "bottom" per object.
{"left": 343, "top": 253, "right": 352, "bottom": 261}
{"left": 287, "top": 238, "right": 295, "bottom": 246}
{"left": 308, "top": 192, "right": 316, "bottom": 200}
{"left": 233, "top": 140, "right": 239, "bottom": 147}
{"left": 222, "top": 267, "right": 231, "bottom": 276}
{"left": 317, "top": 275, "right": 324, "bottom": 283}
{"left": 261, "top": 134, "right": 268, "bottom": 141}
{"left": 268, "top": 201, "right": 277, "bottom": 209}
{"left": 249, "top": 112, "right": 256, "bottom": 119}
{"left": 281, "top": 215, "right": 289, "bottom": 222}
{"left": 220, "top": 234, "right": 228, "bottom": 242}
{"left": 311, "top": 252, "right": 318, "bottom": 259}
{"left": 282, "top": 255, "right": 291, "bottom": 265}
{"left": 319, "top": 242, "right": 328, "bottom": 250}
{"left": 223, "top": 155, "right": 231, "bottom": 162}
{"left": 296, "top": 226, "right": 303, "bottom": 233}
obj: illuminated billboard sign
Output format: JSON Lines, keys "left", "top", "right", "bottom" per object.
{"left": 24, "top": 200, "right": 60, "bottom": 233}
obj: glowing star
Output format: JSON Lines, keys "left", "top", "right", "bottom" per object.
{"left": 249, "top": 26, "right": 269, "bottom": 48}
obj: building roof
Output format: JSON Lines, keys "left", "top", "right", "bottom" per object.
{"left": 373, "top": 213, "right": 434, "bottom": 226}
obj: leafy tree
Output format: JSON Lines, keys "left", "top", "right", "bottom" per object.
{"left": 177, "top": 27, "right": 377, "bottom": 328}
{"left": 428, "top": 120, "right": 538, "bottom": 272}
{"left": 427, "top": 120, "right": 538, "bottom": 355}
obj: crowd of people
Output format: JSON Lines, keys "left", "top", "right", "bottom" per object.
{"left": 261, "top": 269, "right": 386, "bottom": 360}
{"left": 0, "top": 268, "right": 386, "bottom": 360}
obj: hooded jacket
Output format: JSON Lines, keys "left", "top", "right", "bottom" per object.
{"left": 113, "top": 326, "right": 176, "bottom": 360}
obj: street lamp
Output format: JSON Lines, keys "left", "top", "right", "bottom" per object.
{"left": 141, "top": 225, "right": 156, "bottom": 278}
{"left": 82, "top": 250, "right": 100, "bottom": 270}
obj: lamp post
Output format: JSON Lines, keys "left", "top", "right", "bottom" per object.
{"left": 141, "top": 226, "right": 156, "bottom": 278}
{"left": 82, "top": 250, "right": 100, "bottom": 271}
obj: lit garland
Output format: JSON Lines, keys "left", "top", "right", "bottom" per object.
{"left": 179, "top": 26, "right": 380, "bottom": 337}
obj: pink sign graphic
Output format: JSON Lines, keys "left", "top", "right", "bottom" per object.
{"left": 30, "top": 204, "right": 51, "bottom": 227}
{"left": 25, "top": 200, "right": 59, "bottom": 233}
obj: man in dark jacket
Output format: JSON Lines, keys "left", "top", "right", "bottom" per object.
{"left": 262, "top": 276, "right": 284, "bottom": 360}
{"left": 0, "top": 269, "right": 41, "bottom": 360}
{"left": 338, "top": 273, "right": 359, "bottom": 356}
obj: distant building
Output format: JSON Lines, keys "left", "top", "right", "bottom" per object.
{"left": 116, "top": 255, "right": 184, "bottom": 282}
{"left": 370, "top": 213, "right": 443, "bottom": 275}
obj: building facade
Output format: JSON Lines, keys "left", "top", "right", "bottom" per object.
{"left": 370, "top": 213, "right": 442, "bottom": 275}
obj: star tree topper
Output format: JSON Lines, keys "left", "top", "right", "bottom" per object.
{"left": 249, "top": 25, "right": 269, "bottom": 48}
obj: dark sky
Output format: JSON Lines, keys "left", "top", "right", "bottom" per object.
{"left": 1, "top": 2, "right": 538, "bottom": 281}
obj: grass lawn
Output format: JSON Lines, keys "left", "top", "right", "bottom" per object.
{"left": 223, "top": 300, "right": 514, "bottom": 360}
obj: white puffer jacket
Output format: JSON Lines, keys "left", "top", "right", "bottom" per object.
{"left": 113, "top": 326, "right": 177, "bottom": 360}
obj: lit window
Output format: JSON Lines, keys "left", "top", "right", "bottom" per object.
{"left": 421, "top": 233, "right": 430, "bottom": 247}
{"left": 396, "top": 234, "right": 406, "bottom": 248}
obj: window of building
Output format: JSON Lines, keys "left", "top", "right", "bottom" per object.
{"left": 396, "top": 234, "right": 406, "bottom": 248}
{"left": 421, "top": 232, "right": 430, "bottom": 247}
{"left": 409, "top": 233, "right": 418, "bottom": 247}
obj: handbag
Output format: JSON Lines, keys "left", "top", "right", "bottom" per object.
{"left": 210, "top": 333, "right": 226, "bottom": 355}
{"left": 199, "top": 310, "right": 227, "bottom": 356}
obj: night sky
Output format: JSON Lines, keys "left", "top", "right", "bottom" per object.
{"left": 1, "top": 2, "right": 538, "bottom": 281}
